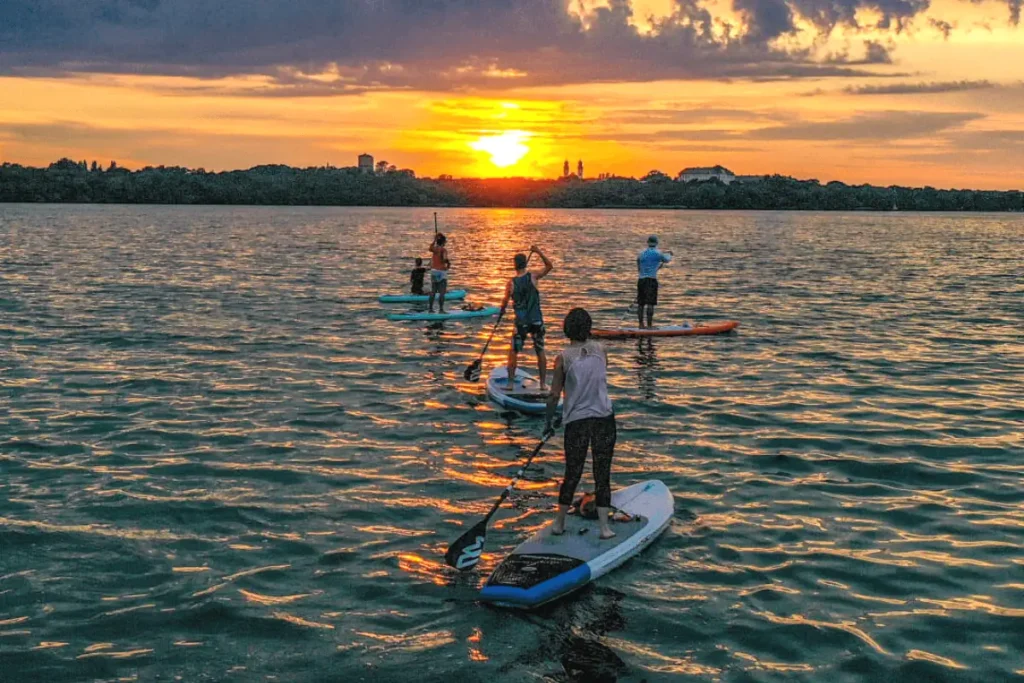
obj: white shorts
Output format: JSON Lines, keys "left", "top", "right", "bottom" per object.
{"left": 431, "top": 269, "right": 448, "bottom": 284}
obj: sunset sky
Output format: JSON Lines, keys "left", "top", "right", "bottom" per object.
{"left": 1, "top": 0, "right": 1022, "bottom": 188}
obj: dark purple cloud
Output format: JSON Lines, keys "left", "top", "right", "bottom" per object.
{"left": 746, "top": 110, "right": 983, "bottom": 140}
{"left": 605, "top": 108, "right": 797, "bottom": 124}
{"left": 845, "top": 80, "right": 994, "bottom": 95}
{"left": 562, "top": 109, "right": 983, "bottom": 145}
{"left": 929, "top": 17, "right": 955, "bottom": 38}
{"left": 0, "top": 0, "right": 1016, "bottom": 90}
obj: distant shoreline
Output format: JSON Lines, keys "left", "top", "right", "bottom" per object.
{"left": 2, "top": 160, "right": 1021, "bottom": 212}
{"left": 4, "top": 202, "right": 1022, "bottom": 214}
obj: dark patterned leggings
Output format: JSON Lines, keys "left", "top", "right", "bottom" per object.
{"left": 558, "top": 415, "right": 617, "bottom": 508}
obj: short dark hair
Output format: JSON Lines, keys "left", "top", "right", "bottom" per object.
{"left": 563, "top": 308, "right": 592, "bottom": 342}
{"left": 435, "top": 233, "right": 446, "bottom": 245}
{"left": 415, "top": 257, "right": 423, "bottom": 266}
{"left": 514, "top": 253, "right": 528, "bottom": 270}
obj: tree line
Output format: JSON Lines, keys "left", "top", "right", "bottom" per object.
{"left": 1, "top": 159, "right": 1021, "bottom": 211}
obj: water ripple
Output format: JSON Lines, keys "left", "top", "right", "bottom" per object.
{"left": 1, "top": 206, "right": 1022, "bottom": 681}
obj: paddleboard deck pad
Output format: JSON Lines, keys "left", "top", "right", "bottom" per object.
{"left": 479, "top": 480, "right": 673, "bottom": 609}
{"left": 379, "top": 290, "right": 467, "bottom": 303}
{"left": 486, "top": 367, "right": 561, "bottom": 415}
{"left": 592, "top": 320, "right": 739, "bottom": 338}
{"left": 387, "top": 305, "right": 499, "bottom": 322}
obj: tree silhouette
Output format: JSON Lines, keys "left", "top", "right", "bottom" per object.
{"left": 0, "top": 160, "right": 1019, "bottom": 211}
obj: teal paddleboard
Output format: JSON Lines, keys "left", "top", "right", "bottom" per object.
{"left": 379, "top": 290, "right": 467, "bottom": 303}
{"left": 387, "top": 305, "right": 499, "bottom": 322}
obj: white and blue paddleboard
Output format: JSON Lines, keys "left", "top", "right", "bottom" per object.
{"left": 486, "top": 367, "right": 560, "bottom": 415}
{"left": 388, "top": 305, "right": 499, "bottom": 322}
{"left": 480, "top": 480, "right": 674, "bottom": 609}
{"left": 379, "top": 290, "right": 467, "bottom": 304}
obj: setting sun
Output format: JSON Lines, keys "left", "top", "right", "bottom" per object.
{"left": 470, "top": 130, "right": 531, "bottom": 168}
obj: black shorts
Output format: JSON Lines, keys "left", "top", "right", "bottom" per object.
{"left": 513, "top": 322, "right": 545, "bottom": 352}
{"left": 637, "top": 278, "right": 659, "bottom": 306}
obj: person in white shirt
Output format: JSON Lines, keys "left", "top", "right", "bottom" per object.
{"left": 545, "top": 308, "right": 617, "bottom": 539}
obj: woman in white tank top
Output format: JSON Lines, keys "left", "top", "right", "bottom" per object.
{"left": 545, "top": 308, "right": 617, "bottom": 538}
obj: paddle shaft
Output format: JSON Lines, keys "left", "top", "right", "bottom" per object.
{"left": 443, "top": 426, "right": 555, "bottom": 570}
{"left": 481, "top": 431, "right": 553, "bottom": 524}
{"left": 465, "top": 251, "right": 532, "bottom": 376}
{"left": 477, "top": 309, "right": 505, "bottom": 360}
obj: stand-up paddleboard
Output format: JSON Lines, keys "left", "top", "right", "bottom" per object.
{"left": 388, "top": 305, "right": 500, "bottom": 322}
{"left": 480, "top": 480, "right": 673, "bottom": 609}
{"left": 486, "top": 367, "right": 561, "bottom": 415}
{"left": 379, "top": 290, "right": 467, "bottom": 303}
{"left": 592, "top": 320, "right": 739, "bottom": 338}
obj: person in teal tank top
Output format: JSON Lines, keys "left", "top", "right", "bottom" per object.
{"left": 499, "top": 245, "right": 553, "bottom": 390}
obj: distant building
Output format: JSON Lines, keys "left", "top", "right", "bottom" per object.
{"left": 563, "top": 159, "right": 570, "bottom": 178}
{"left": 677, "top": 165, "right": 736, "bottom": 184}
{"left": 577, "top": 159, "right": 583, "bottom": 179}
{"left": 733, "top": 174, "right": 765, "bottom": 184}
{"left": 358, "top": 153, "right": 374, "bottom": 174}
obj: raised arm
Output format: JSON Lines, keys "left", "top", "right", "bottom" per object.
{"left": 530, "top": 245, "right": 553, "bottom": 279}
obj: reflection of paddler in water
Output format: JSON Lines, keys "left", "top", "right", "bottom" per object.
{"left": 494, "top": 585, "right": 628, "bottom": 681}
{"left": 422, "top": 324, "right": 450, "bottom": 381}
{"left": 545, "top": 308, "right": 617, "bottom": 540}
{"left": 635, "top": 337, "right": 658, "bottom": 400}
{"left": 500, "top": 245, "right": 553, "bottom": 391}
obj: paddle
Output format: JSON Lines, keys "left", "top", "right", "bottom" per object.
{"left": 462, "top": 251, "right": 532, "bottom": 382}
{"left": 463, "top": 309, "right": 505, "bottom": 382}
{"left": 444, "top": 427, "right": 557, "bottom": 571}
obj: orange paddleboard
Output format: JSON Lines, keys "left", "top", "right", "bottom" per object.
{"left": 592, "top": 320, "right": 739, "bottom": 338}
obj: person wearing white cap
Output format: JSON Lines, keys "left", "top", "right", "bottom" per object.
{"left": 636, "top": 235, "right": 673, "bottom": 328}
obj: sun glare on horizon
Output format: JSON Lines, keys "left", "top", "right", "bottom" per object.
{"left": 470, "top": 130, "right": 531, "bottom": 169}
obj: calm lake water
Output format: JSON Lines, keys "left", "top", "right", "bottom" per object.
{"left": 1, "top": 205, "right": 1022, "bottom": 682}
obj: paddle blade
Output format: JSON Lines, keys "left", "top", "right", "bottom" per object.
{"left": 463, "top": 359, "right": 483, "bottom": 382}
{"left": 444, "top": 519, "right": 489, "bottom": 571}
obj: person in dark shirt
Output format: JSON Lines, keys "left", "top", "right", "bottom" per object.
{"left": 499, "top": 245, "right": 553, "bottom": 390}
{"left": 410, "top": 257, "right": 428, "bottom": 295}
